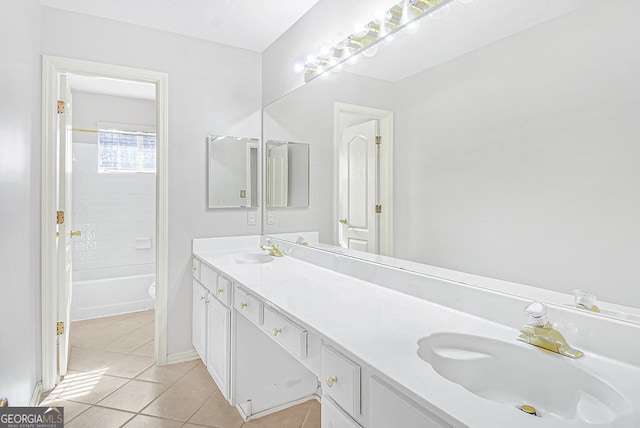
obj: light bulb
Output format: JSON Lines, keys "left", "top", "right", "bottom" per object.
{"left": 430, "top": 4, "right": 450, "bottom": 19}
{"left": 353, "top": 22, "right": 369, "bottom": 37}
{"left": 374, "top": 8, "right": 387, "bottom": 23}
{"left": 293, "top": 62, "right": 305, "bottom": 73}
{"left": 333, "top": 32, "right": 347, "bottom": 49}
{"left": 382, "top": 34, "right": 395, "bottom": 46}
{"left": 319, "top": 45, "right": 331, "bottom": 57}
{"left": 362, "top": 44, "right": 378, "bottom": 58}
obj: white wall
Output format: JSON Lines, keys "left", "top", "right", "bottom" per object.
{"left": 41, "top": 7, "right": 262, "bottom": 356}
{"left": 0, "top": 0, "right": 41, "bottom": 406}
{"left": 71, "top": 92, "right": 156, "bottom": 272}
{"left": 393, "top": 0, "right": 640, "bottom": 305}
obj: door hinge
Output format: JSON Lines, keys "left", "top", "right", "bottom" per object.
{"left": 56, "top": 322, "right": 64, "bottom": 336}
{"left": 375, "top": 204, "right": 382, "bottom": 214}
{"left": 375, "top": 135, "right": 381, "bottom": 145}
{"left": 56, "top": 211, "right": 64, "bottom": 224}
{"left": 57, "top": 100, "right": 65, "bottom": 114}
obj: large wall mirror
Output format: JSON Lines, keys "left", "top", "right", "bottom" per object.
{"left": 262, "top": 0, "right": 640, "bottom": 322}
{"left": 208, "top": 135, "right": 259, "bottom": 208}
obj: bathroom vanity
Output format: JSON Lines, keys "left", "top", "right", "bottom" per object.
{"left": 192, "top": 236, "right": 640, "bottom": 428}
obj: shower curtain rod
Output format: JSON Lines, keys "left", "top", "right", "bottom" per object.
{"left": 72, "top": 128, "right": 156, "bottom": 136}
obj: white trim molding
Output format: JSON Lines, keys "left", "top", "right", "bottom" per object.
{"left": 41, "top": 56, "right": 169, "bottom": 392}
{"left": 333, "top": 102, "right": 394, "bottom": 257}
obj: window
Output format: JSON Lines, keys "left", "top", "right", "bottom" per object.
{"left": 98, "top": 123, "right": 156, "bottom": 173}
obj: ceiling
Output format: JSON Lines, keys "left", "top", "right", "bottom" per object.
{"left": 40, "top": 0, "right": 322, "bottom": 52}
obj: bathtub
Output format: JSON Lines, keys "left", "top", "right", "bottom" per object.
{"left": 71, "top": 264, "right": 155, "bottom": 321}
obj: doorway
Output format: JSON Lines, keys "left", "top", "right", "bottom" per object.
{"left": 334, "top": 102, "right": 394, "bottom": 256}
{"left": 41, "top": 56, "right": 169, "bottom": 393}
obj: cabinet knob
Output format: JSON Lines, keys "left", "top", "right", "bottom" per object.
{"left": 217, "top": 288, "right": 223, "bottom": 294}
{"left": 272, "top": 328, "right": 282, "bottom": 336}
{"left": 200, "top": 296, "right": 205, "bottom": 301}
{"left": 325, "top": 376, "right": 338, "bottom": 387}
{"left": 239, "top": 302, "right": 248, "bottom": 309}
{"left": 192, "top": 266, "right": 197, "bottom": 271}
{"left": 339, "top": 218, "right": 348, "bottom": 225}
{"left": 70, "top": 230, "right": 81, "bottom": 237}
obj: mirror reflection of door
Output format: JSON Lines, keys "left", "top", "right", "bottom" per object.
{"left": 267, "top": 142, "right": 289, "bottom": 207}
{"left": 339, "top": 119, "right": 379, "bottom": 253}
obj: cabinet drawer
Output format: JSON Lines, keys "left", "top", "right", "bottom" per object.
{"left": 233, "top": 286, "right": 263, "bottom": 325}
{"left": 262, "top": 305, "right": 307, "bottom": 358}
{"left": 322, "top": 396, "right": 362, "bottom": 428}
{"left": 321, "top": 345, "right": 360, "bottom": 418}
{"left": 200, "top": 263, "right": 218, "bottom": 291}
{"left": 212, "top": 275, "right": 231, "bottom": 307}
{"left": 192, "top": 257, "right": 202, "bottom": 282}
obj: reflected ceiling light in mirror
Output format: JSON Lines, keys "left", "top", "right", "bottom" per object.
{"left": 430, "top": 4, "right": 450, "bottom": 19}
{"left": 298, "top": 0, "right": 456, "bottom": 82}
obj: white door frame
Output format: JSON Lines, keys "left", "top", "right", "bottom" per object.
{"left": 41, "top": 55, "right": 169, "bottom": 391}
{"left": 333, "top": 102, "right": 394, "bottom": 256}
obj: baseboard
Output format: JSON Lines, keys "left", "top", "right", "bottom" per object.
{"left": 165, "top": 349, "right": 199, "bottom": 365}
{"left": 30, "top": 382, "right": 43, "bottom": 407}
{"left": 240, "top": 394, "right": 319, "bottom": 422}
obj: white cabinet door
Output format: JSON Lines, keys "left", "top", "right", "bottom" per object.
{"left": 192, "top": 280, "right": 208, "bottom": 363}
{"left": 207, "top": 295, "right": 231, "bottom": 400}
{"left": 369, "top": 377, "right": 453, "bottom": 428}
{"left": 322, "top": 396, "right": 361, "bottom": 428}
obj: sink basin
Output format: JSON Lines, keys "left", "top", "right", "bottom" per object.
{"left": 235, "top": 253, "right": 273, "bottom": 264}
{"left": 417, "top": 333, "right": 632, "bottom": 425}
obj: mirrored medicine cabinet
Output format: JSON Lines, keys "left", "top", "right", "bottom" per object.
{"left": 208, "top": 135, "right": 259, "bottom": 208}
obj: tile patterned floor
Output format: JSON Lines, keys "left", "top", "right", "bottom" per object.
{"left": 40, "top": 310, "right": 320, "bottom": 428}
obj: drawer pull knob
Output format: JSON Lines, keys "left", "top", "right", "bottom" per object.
{"left": 272, "top": 328, "right": 282, "bottom": 336}
{"left": 326, "top": 376, "right": 338, "bottom": 387}
{"left": 217, "top": 288, "right": 223, "bottom": 294}
{"left": 192, "top": 266, "right": 197, "bottom": 271}
{"left": 239, "top": 302, "right": 248, "bottom": 309}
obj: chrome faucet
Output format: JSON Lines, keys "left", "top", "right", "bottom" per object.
{"left": 517, "top": 301, "right": 583, "bottom": 359}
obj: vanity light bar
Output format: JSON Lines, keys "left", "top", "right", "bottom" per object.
{"left": 299, "top": 0, "right": 457, "bottom": 82}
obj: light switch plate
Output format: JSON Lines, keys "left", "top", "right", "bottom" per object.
{"left": 247, "top": 211, "right": 256, "bottom": 226}
{"left": 267, "top": 211, "right": 275, "bottom": 225}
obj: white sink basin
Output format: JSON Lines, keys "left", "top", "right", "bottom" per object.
{"left": 417, "top": 333, "right": 632, "bottom": 425}
{"left": 235, "top": 253, "right": 273, "bottom": 264}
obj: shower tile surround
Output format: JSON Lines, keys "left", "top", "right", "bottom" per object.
{"left": 193, "top": 236, "right": 640, "bottom": 427}
{"left": 72, "top": 142, "right": 155, "bottom": 271}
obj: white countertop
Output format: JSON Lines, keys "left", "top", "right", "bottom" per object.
{"left": 193, "top": 244, "right": 640, "bottom": 428}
